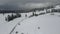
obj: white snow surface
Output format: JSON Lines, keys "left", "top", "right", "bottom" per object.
{"left": 12, "top": 13, "right": 60, "bottom": 34}
{"left": 0, "top": 12, "right": 60, "bottom": 34}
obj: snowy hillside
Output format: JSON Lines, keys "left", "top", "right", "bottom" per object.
{"left": 11, "top": 13, "right": 60, "bottom": 34}
{"left": 0, "top": 5, "right": 60, "bottom": 34}
{"left": 0, "top": 12, "right": 60, "bottom": 34}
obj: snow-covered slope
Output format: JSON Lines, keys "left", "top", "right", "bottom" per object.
{"left": 10, "top": 13, "right": 60, "bottom": 34}
{"left": 0, "top": 5, "right": 60, "bottom": 34}
{"left": 0, "top": 13, "right": 27, "bottom": 34}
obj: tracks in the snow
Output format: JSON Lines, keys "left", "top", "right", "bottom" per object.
{"left": 9, "top": 17, "right": 28, "bottom": 34}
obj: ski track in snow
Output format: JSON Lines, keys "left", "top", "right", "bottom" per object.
{"left": 0, "top": 12, "right": 60, "bottom": 34}
{"left": 12, "top": 14, "right": 60, "bottom": 34}
{"left": 0, "top": 13, "right": 27, "bottom": 34}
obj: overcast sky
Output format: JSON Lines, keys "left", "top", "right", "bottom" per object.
{"left": 0, "top": 0, "right": 60, "bottom": 9}
{"left": 0, "top": 0, "right": 59, "bottom": 4}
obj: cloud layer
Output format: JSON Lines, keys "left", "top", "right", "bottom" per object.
{"left": 24, "top": 2, "right": 54, "bottom": 9}
{"left": 0, "top": 0, "right": 59, "bottom": 9}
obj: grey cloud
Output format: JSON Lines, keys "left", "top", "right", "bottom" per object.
{"left": 0, "top": 0, "right": 60, "bottom": 9}
{"left": 0, "top": 0, "right": 60, "bottom": 4}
